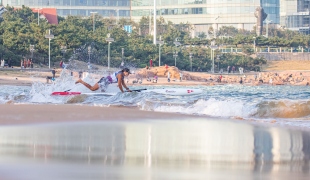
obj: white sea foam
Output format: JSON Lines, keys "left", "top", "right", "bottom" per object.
{"left": 151, "top": 98, "right": 257, "bottom": 118}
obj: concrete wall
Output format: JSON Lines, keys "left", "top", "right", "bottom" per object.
{"left": 257, "top": 52, "right": 310, "bottom": 61}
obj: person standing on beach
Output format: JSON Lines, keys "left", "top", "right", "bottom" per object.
{"left": 75, "top": 68, "right": 132, "bottom": 93}
{"left": 179, "top": 72, "right": 183, "bottom": 82}
{"left": 27, "top": 59, "right": 31, "bottom": 68}
{"left": 20, "top": 59, "right": 23, "bottom": 69}
{"left": 219, "top": 74, "right": 223, "bottom": 83}
{"left": 239, "top": 77, "right": 243, "bottom": 84}
{"left": 30, "top": 59, "right": 33, "bottom": 68}
{"left": 227, "top": 66, "right": 230, "bottom": 74}
{"left": 167, "top": 71, "right": 171, "bottom": 82}
{"left": 51, "top": 68, "right": 56, "bottom": 80}
{"left": 149, "top": 59, "right": 153, "bottom": 68}
{"left": 23, "top": 60, "right": 27, "bottom": 69}
{"left": 232, "top": 66, "right": 235, "bottom": 73}
{"left": 0, "top": 59, "right": 4, "bottom": 68}
{"left": 239, "top": 67, "right": 243, "bottom": 74}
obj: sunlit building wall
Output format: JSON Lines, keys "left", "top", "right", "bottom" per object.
{"left": 280, "top": 0, "right": 310, "bottom": 34}
{"left": 131, "top": 0, "right": 280, "bottom": 37}
{"left": 1, "top": 0, "right": 131, "bottom": 18}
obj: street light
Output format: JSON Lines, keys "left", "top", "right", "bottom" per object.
{"left": 35, "top": 8, "right": 42, "bottom": 25}
{"left": 253, "top": 37, "right": 256, "bottom": 53}
{"left": 210, "top": 41, "right": 218, "bottom": 73}
{"left": 156, "top": 36, "right": 164, "bottom": 66}
{"left": 29, "top": 45, "right": 35, "bottom": 59}
{"left": 45, "top": 29, "right": 54, "bottom": 69}
{"left": 265, "top": 19, "right": 272, "bottom": 38}
{"left": 173, "top": 38, "right": 181, "bottom": 68}
{"left": 214, "top": 15, "right": 220, "bottom": 39}
{"left": 87, "top": 46, "right": 91, "bottom": 65}
{"left": 105, "top": 33, "right": 114, "bottom": 69}
{"left": 61, "top": 45, "right": 67, "bottom": 60}
{"left": 115, "top": 9, "right": 119, "bottom": 24}
{"left": 121, "top": 48, "right": 124, "bottom": 61}
{"left": 153, "top": 0, "right": 157, "bottom": 44}
{"left": 173, "top": 51, "right": 178, "bottom": 67}
{"left": 189, "top": 53, "right": 193, "bottom": 72}
{"left": 90, "top": 12, "right": 97, "bottom": 32}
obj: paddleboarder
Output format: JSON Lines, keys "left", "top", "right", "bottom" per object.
{"left": 75, "top": 68, "right": 132, "bottom": 93}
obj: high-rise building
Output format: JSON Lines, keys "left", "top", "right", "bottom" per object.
{"left": 1, "top": 0, "right": 130, "bottom": 18}
{"left": 1, "top": 0, "right": 285, "bottom": 36}
{"left": 131, "top": 0, "right": 280, "bottom": 37}
{"left": 280, "top": 0, "right": 310, "bottom": 34}
{"left": 261, "top": 0, "right": 280, "bottom": 24}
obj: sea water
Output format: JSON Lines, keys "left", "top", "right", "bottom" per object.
{"left": 1, "top": 72, "right": 310, "bottom": 179}
{"left": 1, "top": 73, "right": 310, "bottom": 128}
{"left": 0, "top": 119, "right": 309, "bottom": 179}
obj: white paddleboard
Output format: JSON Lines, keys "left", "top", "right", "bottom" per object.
{"left": 52, "top": 88, "right": 203, "bottom": 96}
{"left": 143, "top": 88, "right": 203, "bottom": 96}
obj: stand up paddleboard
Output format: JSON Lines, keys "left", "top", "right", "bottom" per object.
{"left": 51, "top": 88, "right": 203, "bottom": 96}
{"left": 143, "top": 88, "right": 203, "bottom": 96}
{"left": 51, "top": 92, "right": 116, "bottom": 96}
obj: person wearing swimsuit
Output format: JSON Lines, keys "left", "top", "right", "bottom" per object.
{"left": 75, "top": 68, "right": 132, "bottom": 93}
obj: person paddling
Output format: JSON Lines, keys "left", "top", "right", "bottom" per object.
{"left": 75, "top": 68, "right": 132, "bottom": 93}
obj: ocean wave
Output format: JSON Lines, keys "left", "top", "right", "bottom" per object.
{"left": 145, "top": 98, "right": 310, "bottom": 120}
{"left": 254, "top": 100, "right": 310, "bottom": 118}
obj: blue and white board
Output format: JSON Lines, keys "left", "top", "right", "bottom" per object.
{"left": 143, "top": 88, "right": 203, "bottom": 96}
{"left": 52, "top": 88, "right": 203, "bottom": 96}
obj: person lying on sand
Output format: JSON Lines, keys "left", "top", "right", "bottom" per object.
{"left": 75, "top": 68, "right": 132, "bottom": 93}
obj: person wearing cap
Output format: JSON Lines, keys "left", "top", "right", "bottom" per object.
{"left": 75, "top": 68, "right": 132, "bottom": 93}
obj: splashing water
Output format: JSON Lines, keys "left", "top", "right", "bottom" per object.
{"left": 2, "top": 73, "right": 310, "bottom": 128}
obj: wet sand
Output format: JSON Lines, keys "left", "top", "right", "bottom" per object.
{"left": 0, "top": 104, "right": 310, "bottom": 180}
{"left": 0, "top": 104, "right": 194, "bottom": 125}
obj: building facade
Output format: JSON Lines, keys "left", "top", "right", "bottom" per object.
{"left": 0, "top": 0, "right": 288, "bottom": 36}
{"left": 131, "top": 0, "right": 280, "bottom": 37}
{"left": 280, "top": 0, "right": 310, "bottom": 34}
{"left": 1, "top": 0, "right": 131, "bottom": 18}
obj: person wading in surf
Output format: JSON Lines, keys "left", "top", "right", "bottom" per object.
{"left": 75, "top": 68, "right": 132, "bottom": 93}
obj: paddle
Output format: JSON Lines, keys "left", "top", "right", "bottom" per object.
{"left": 63, "top": 88, "right": 146, "bottom": 93}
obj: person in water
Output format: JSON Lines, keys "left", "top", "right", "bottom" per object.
{"left": 75, "top": 68, "right": 132, "bottom": 93}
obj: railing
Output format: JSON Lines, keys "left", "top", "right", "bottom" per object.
{"left": 220, "top": 47, "right": 310, "bottom": 53}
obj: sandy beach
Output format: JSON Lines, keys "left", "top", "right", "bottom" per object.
{"left": 0, "top": 104, "right": 194, "bottom": 125}
{"left": 2, "top": 60, "right": 310, "bottom": 87}
{"left": 1, "top": 63, "right": 310, "bottom": 180}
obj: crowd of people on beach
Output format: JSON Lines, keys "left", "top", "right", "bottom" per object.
{"left": 41, "top": 57, "right": 310, "bottom": 87}
{"left": 1, "top": 59, "right": 13, "bottom": 68}
{"left": 20, "top": 58, "right": 33, "bottom": 69}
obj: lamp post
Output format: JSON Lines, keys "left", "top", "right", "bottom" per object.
{"left": 35, "top": 8, "right": 42, "bottom": 25}
{"left": 210, "top": 41, "right": 218, "bottom": 73}
{"left": 29, "top": 45, "right": 35, "bottom": 59}
{"left": 253, "top": 37, "right": 256, "bottom": 53}
{"left": 173, "top": 38, "right": 181, "bottom": 68}
{"left": 90, "top": 12, "right": 97, "bottom": 32}
{"left": 156, "top": 36, "right": 164, "bottom": 66}
{"left": 45, "top": 29, "right": 54, "bottom": 69}
{"left": 214, "top": 15, "right": 220, "bottom": 39}
{"left": 153, "top": 0, "right": 157, "bottom": 44}
{"left": 189, "top": 53, "right": 193, "bottom": 72}
{"left": 115, "top": 9, "right": 119, "bottom": 24}
{"left": 266, "top": 19, "right": 272, "bottom": 38}
{"left": 121, "top": 48, "right": 124, "bottom": 61}
{"left": 61, "top": 45, "right": 67, "bottom": 60}
{"left": 105, "top": 33, "right": 115, "bottom": 69}
{"left": 173, "top": 51, "right": 178, "bottom": 67}
{"left": 88, "top": 46, "right": 91, "bottom": 62}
